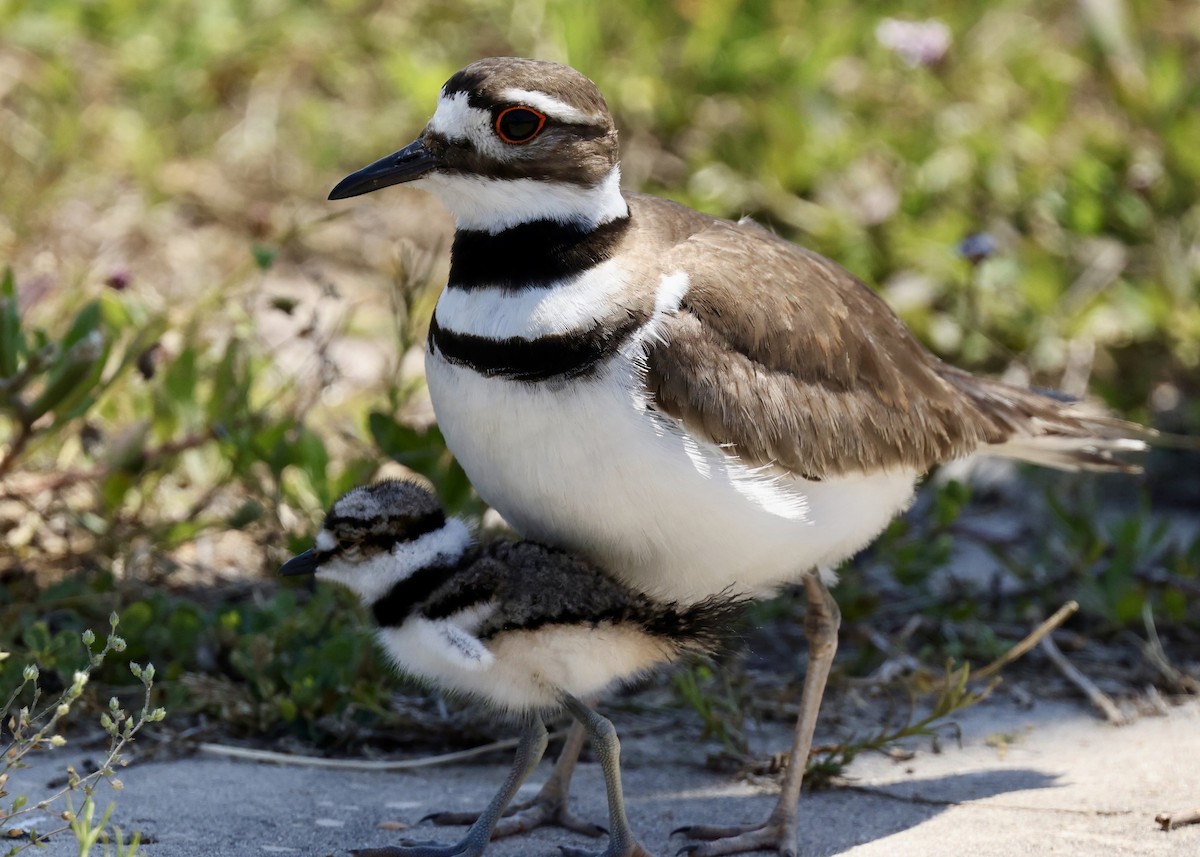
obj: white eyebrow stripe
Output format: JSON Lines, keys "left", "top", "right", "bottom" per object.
{"left": 498, "top": 88, "right": 601, "bottom": 125}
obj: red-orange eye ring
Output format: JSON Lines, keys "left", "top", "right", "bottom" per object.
{"left": 495, "top": 106, "right": 547, "bottom": 144}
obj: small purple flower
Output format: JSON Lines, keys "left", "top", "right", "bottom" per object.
{"left": 957, "top": 232, "right": 997, "bottom": 265}
{"left": 876, "top": 18, "right": 952, "bottom": 69}
{"left": 105, "top": 268, "right": 131, "bottom": 291}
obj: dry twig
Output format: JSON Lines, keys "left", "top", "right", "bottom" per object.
{"left": 1155, "top": 808, "right": 1200, "bottom": 831}
{"left": 971, "top": 601, "right": 1079, "bottom": 682}
{"left": 1038, "top": 634, "right": 1128, "bottom": 725}
{"left": 198, "top": 731, "right": 567, "bottom": 770}
{"left": 1139, "top": 604, "right": 1200, "bottom": 694}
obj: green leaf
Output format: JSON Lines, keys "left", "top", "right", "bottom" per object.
{"left": 276, "top": 696, "right": 297, "bottom": 721}
{"left": 99, "top": 471, "right": 134, "bottom": 511}
{"left": 119, "top": 602, "right": 155, "bottom": 642}
{"left": 61, "top": 301, "right": 103, "bottom": 350}
{"left": 205, "top": 338, "right": 251, "bottom": 422}
{"left": 251, "top": 243, "right": 277, "bottom": 270}
{"left": 0, "top": 267, "right": 21, "bottom": 379}
{"left": 367, "top": 411, "right": 444, "bottom": 473}
{"left": 45, "top": 338, "right": 113, "bottom": 423}
{"left": 228, "top": 500, "right": 264, "bottom": 529}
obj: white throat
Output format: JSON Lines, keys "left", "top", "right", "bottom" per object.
{"left": 419, "top": 166, "right": 628, "bottom": 233}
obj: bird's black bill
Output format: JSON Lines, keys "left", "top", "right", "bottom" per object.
{"left": 328, "top": 139, "right": 438, "bottom": 200}
{"left": 279, "top": 549, "right": 320, "bottom": 577}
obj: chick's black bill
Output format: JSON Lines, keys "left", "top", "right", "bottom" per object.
{"left": 279, "top": 549, "right": 321, "bottom": 577}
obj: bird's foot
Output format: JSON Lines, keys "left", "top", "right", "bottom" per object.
{"left": 425, "top": 795, "right": 605, "bottom": 840}
{"left": 558, "top": 838, "right": 655, "bottom": 857}
{"left": 672, "top": 818, "right": 799, "bottom": 857}
{"left": 350, "top": 837, "right": 485, "bottom": 857}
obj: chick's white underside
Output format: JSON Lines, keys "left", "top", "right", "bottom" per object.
{"left": 378, "top": 618, "right": 678, "bottom": 711}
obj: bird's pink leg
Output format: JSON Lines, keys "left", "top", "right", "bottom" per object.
{"left": 675, "top": 573, "right": 840, "bottom": 857}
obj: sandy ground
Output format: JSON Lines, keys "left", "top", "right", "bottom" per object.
{"left": 14, "top": 694, "right": 1199, "bottom": 857}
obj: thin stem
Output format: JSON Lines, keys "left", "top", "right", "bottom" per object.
{"left": 971, "top": 600, "right": 1078, "bottom": 682}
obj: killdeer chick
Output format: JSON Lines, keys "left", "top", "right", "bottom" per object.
{"left": 281, "top": 479, "right": 744, "bottom": 857}
{"left": 328, "top": 57, "right": 1150, "bottom": 856}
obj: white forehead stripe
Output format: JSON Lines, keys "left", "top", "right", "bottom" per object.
{"left": 428, "top": 91, "right": 489, "bottom": 142}
{"left": 498, "top": 88, "right": 601, "bottom": 125}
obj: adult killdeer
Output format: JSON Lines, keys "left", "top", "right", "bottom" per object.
{"left": 281, "top": 479, "right": 743, "bottom": 857}
{"left": 329, "top": 57, "right": 1148, "bottom": 856}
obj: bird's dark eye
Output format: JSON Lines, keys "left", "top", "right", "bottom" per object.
{"left": 495, "top": 106, "right": 546, "bottom": 144}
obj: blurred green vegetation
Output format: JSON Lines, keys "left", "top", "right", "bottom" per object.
{"left": 4, "top": 0, "right": 1197, "bottom": 403}
{"left": 1, "top": 0, "right": 1197, "bottom": 744}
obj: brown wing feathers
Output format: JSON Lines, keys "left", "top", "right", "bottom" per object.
{"left": 642, "top": 204, "right": 1146, "bottom": 479}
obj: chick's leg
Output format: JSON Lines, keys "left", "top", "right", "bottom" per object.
{"left": 558, "top": 694, "right": 652, "bottom": 857}
{"left": 426, "top": 717, "right": 604, "bottom": 838}
{"left": 354, "top": 717, "right": 549, "bottom": 857}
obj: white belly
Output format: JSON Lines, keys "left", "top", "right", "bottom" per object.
{"left": 426, "top": 350, "right": 918, "bottom": 602}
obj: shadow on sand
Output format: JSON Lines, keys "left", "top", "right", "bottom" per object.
{"left": 653, "top": 768, "right": 1060, "bottom": 857}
